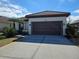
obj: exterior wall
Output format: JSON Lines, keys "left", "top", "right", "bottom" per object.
{"left": 15, "top": 22, "right": 19, "bottom": 30}
{"left": 10, "top": 22, "right": 19, "bottom": 31}
{"left": 14, "top": 22, "right": 28, "bottom": 31}
{"left": 28, "top": 17, "right": 67, "bottom": 35}
{"left": 24, "top": 22, "right": 28, "bottom": 30}
{"left": 0, "top": 22, "right": 29, "bottom": 32}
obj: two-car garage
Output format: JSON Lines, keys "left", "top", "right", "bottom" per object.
{"left": 31, "top": 21, "right": 63, "bottom": 35}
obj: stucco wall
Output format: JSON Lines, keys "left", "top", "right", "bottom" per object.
{"left": 24, "top": 22, "right": 28, "bottom": 30}
{"left": 14, "top": 22, "right": 28, "bottom": 31}
{"left": 28, "top": 17, "right": 67, "bottom": 35}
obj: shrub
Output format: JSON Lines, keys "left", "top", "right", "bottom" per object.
{"left": 0, "top": 36, "right": 6, "bottom": 40}
{"left": 22, "top": 30, "right": 28, "bottom": 35}
{"left": 74, "top": 32, "right": 79, "bottom": 38}
{"left": 0, "top": 33, "right": 4, "bottom": 36}
{"left": 3, "top": 27, "right": 16, "bottom": 38}
{"left": 66, "top": 24, "right": 76, "bottom": 37}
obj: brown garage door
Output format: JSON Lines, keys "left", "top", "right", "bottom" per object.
{"left": 31, "top": 21, "right": 63, "bottom": 35}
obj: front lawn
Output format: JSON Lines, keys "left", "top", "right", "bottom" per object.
{"left": 0, "top": 38, "right": 17, "bottom": 47}
{"left": 0, "top": 26, "right": 17, "bottom": 47}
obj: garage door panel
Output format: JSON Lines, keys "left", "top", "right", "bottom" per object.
{"left": 31, "top": 21, "right": 63, "bottom": 35}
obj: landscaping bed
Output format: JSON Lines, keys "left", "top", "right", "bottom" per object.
{"left": 66, "top": 23, "right": 79, "bottom": 45}
{"left": 0, "top": 37, "right": 17, "bottom": 47}
{"left": 71, "top": 36, "right": 79, "bottom": 45}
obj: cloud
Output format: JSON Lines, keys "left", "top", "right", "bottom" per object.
{"left": 70, "top": 16, "right": 79, "bottom": 20}
{"left": 67, "top": 15, "right": 79, "bottom": 23}
{"left": 0, "top": 0, "right": 31, "bottom": 18}
{"left": 73, "top": 9, "right": 79, "bottom": 13}
{"left": 66, "top": 9, "right": 79, "bottom": 23}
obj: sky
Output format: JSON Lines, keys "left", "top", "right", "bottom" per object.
{"left": 0, "top": 0, "right": 79, "bottom": 22}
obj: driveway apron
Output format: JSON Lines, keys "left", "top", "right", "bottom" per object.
{"left": 0, "top": 35, "right": 78, "bottom": 59}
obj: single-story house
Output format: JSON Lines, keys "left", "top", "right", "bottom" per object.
{"left": 25, "top": 11, "right": 70, "bottom": 35}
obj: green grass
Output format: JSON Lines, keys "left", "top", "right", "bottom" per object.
{"left": 0, "top": 38, "right": 17, "bottom": 47}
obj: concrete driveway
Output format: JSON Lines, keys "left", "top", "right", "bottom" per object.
{"left": 0, "top": 35, "right": 79, "bottom": 59}
{"left": 17, "top": 35, "right": 73, "bottom": 45}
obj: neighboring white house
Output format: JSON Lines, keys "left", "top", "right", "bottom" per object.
{"left": 25, "top": 11, "right": 70, "bottom": 35}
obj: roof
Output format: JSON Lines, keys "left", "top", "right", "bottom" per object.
{"left": 0, "top": 16, "right": 11, "bottom": 23}
{"left": 19, "top": 17, "right": 28, "bottom": 21}
{"left": 25, "top": 11, "right": 70, "bottom": 18}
